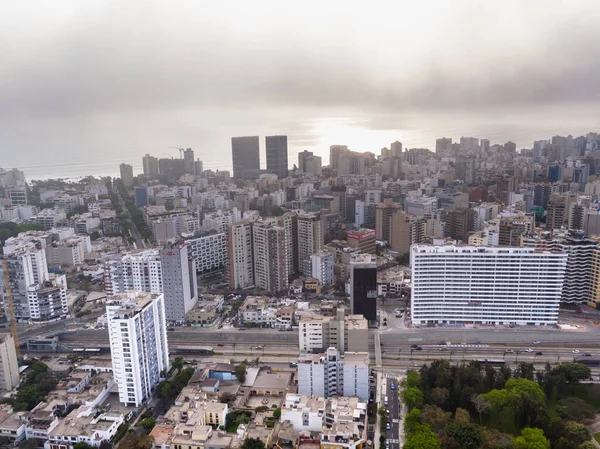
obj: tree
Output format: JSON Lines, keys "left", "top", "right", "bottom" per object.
{"left": 552, "top": 363, "right": 592, "bottom": 385}
{"left": 470, "top": 394, "right": 490, "bottom": 425}
{"left": 516, "top": 363, "right": 535, "bottom": 381}
{"left": 118, "top": 434, "right": 153, "bottom": 449}
{"left": 443, "top": 422, "right": 483, "bottom": 449}
{"left": 556, "top": 397, "right": 595, "bottom": 421}
{"left": 454, "top": 408, "right": 470, "bottom": 424}
{"left": 404, "top": 409, "right": 423, "bottom": 435}
{"left": 235, "top": 364, "right": 247, "bottom": 383}
{"left": 140, "top": 417, "right": 156, "bottom": 431}
{"left": 402, "top": 387, "right": 425, "bottom": 411}
{"left": 403, "top": 426, "right": 441, "bottom": 449}
{"left": 421, "top": 405, "right": 450, "bottom": 434}
{"left": 273, "top": 407, "right": 281, "bottom": 419}
{"left": 562, "top": 421, "right": 591, "bottom": 446}
{"left": 241, "top": 437, "right": 266, "bottom": 449}
{"left": 430, "top": 388, "right": 449, "bottom": 408}
{"left": 219, "top": 392, "right": 237, "bottom": 405}
{"left": 405, "top": 371, "right": 421, "bottom": 389}
{"left": 512, "top": 428, "right": 550, "bottom": 449}
{"left": 171, "top": 357, "right": 184, "bottom": 373}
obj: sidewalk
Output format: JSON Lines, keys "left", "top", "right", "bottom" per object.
{"left": 374, "top": 371, "right": 386, "bottom": 449}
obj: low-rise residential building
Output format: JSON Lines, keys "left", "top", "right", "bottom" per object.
{"left": 186, "top": 296, "right": 224, "bottom": 326}
{"left": 280, "top": 394, "right": 326, "bottom": 432}
{"left": 376, "top": 267, "right": 410, "bottom": 297}
{"left": 0, "top": 404, "right": 27, "bottom": 447}
{"left": 249, "top": 368, "right": 293, "bottom": 397}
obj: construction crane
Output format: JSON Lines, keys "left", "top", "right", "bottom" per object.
{"left": 1, "top": 258, "right": 21, "bottom": 360}
{"left": 169, "top": 146, "right": 185, "bottom": 159}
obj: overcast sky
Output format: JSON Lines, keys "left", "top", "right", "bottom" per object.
{"left": 1, "top": 1, "right": 599, "bottom": 178}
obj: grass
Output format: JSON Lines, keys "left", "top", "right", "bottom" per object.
{"left": 594, "top": 432, "right": 600, "bottom": 444}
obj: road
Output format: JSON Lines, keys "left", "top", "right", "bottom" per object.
{"left": 115, "top": 187, "right": 145, "bottom": 249}
{"left": 385, "top": 376, "right": 401, "bottom": 449}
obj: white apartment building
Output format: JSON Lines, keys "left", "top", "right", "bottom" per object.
{"left": 107, "top": 292, "right": 169, "bottom": 407}
{"left": 299, "top": 311, "right": 368, "bottom": 355}
{"left": 297, "top": 213, "right": 323, "bottom": 270}
{"left": 411, "top": 245, "right": 568, "bottom": 325}
{"left": 45, "top": 238, "right": 86, "bottom": 266}
{"left": 297, "top": 347, "right": 369, "bottom": 401}
{"left": 27, "top": 274, "right": 69, "bottom": 323}
{"left": 103, "top": 250, "right": 163, "bottom": 296}
{"left": 280, "top": 394, "right": 325, "bottom": 432}
{"left": 405, "top": 196, "right": 438, "bottom": 217}
{"left": 200, "top": 208, "right": 241, "bottom": 234}
{"left": 159, "top": 241, "right": 198, "bottom": 323}
{"left": 29, "top": 209, "right": 67, "bottom": 230}
{"left": 182, "top": 231, "right": 227, "bottom": 274}
{"left": 228, "top": 221, "right": 254, "bottom": 289}
{"left": 0, "top": 334, "right": 20, "bottom": 392}
{"left": 311, "top": 251, "right": 334, "bottom": 286}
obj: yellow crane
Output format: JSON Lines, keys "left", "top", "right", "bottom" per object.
{"left": 1, "top": 258, "right": 21, "bottom": 359}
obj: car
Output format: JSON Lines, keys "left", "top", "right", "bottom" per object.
{"left": 584, "top": 352, "right": 592, "bottom": 356}
{"left": 386, "top": 423, "right": 391, "bottom": 430}
{"left": 255, "top": 345, "right": 263, "bottom": 350}
{"left": 573, "top": 350, "right": 580, "bottom": 354}
{"left": 217, "top": 343, "right": 224, "bottom": 347}
{"left": 576, "top": 309, "right": 583, "bottom": 313}
{"left": 289, "top": 362, "right": 298, "bottom": 368}
{"left": 217, "top": 324, "right": 223, "bottom": 329}
{"left": 504, "top": 349, "right": 514, "bottom": 353}
{"left": 533, "top": 340, "right": 541, "bottom": 345}
{"left": 476, "top": 341, "right": 483, "bottom": 345}
{"left": 386, "top": 443, "right": 389, "bottom": 449}
{"left": 391, "top": 383, "right": 395, "bottom": 390}
{"left": 167, "top": 327, "right": 175, "bottom": 331}
{"left": 536, "top": 351, "right": 543, "bottom": 356}
{"left": 525, "top": 348, "right": 533, "bottom": 353}
{"left": 415, "top": 346, "right": 423, "bottom": 351}
{"left": 410, "top": 344, "right": 419, "bottom": 349}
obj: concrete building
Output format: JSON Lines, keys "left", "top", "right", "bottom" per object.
{"left": 182, "top": 231, "right": 227, "bottom": 275}
{"left": 298, "top": 213, "right": 323, "bottom": 273}
{"left": 253, "top": 220, "right": 289, "bottom": 292}
{"left": 266, "top": 135, "right": 288, "bottom": 179}
{"left": 119, "top": 163, "right": 134, "bottom": 189}
{"left": 0, "top": 334, "right": 19, "bottom": 392}
{"left": 160, "top": 241, "right": 198, "bottom": 323}
{"left": 441, "top": 208, "right": 474, "bottom": 242}
{"left": 349, "top": 254, "right": 377, "bottom": 321}
{"left": 228, "top": 221, "right": 254, "bottom": 289}
{"left": 311, "top": 251, "right": 335, "bottom": 286}
{"left": 411, "top": 245, "right": 567, "bottom": 325}
{"left": 135, "top": 186, "right": 150, "bottom": 208}
{"left": 27, "top": 274, "right": 68, "bottom": 323}
{"left": 496, "top": 176, "right": 516, "bottom": 205}
{"left": 405, "top": 196, "right": 438, "bottom": 218}
{"left": 375, "top": 199, "right": 401, "bottom": 242}
{"left": 142, "top": 154, "right": 159, "bottom": 178}
{"left": 456, "top": 157, "right": 475, "bottom": 184}
{"left": 107, "top": 292, "right": 169, "bottom": 407}
{"left": 232, "top": 136, "right": 260, "bottom": 180}
{"left": 305, "top": 155, "right": 323, "bottom": 175}
{"left": 389, "top": 212, "right": 426, "bottom": 254}
{"left": 346, "top": 228, "right": 376, "bottom": 255}
{"left": 103, "top": 250, "right": 163, "bottom": 297}
{"left": 183, "top": 148, "right": 195, "bottom": 175}
{"left": 279, "top": 212, "right": 298, "bottom": 279}
{"left": 298, "top": 150, "right": 314, "bottom": 173}
{"left": 297, "top": 347, "right": 369, "bottom": 401}
{"left": 547, "top": 194, "right": 568, "bottom": 231}
{"left": 298, "top": 310, "right": 368, "bottom": 354}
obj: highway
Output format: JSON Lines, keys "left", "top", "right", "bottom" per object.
{"left": 385, "top": 377, "right": 401, "bottom": 449}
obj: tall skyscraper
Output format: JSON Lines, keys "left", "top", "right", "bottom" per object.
{"left": 297, "top": 213, "right": 323, "bottom": 273}
{"left": 456, "top": 157, "right": 475, "bottom": 185}
{"left": 266, "top": 135, "right": 288, "bottom": 179}
{"left": 375, "top": 199, "right": 401, "bottom": 242}
{"left": 390, "top": 141, "right": 403, "bottom": 157}
{"left": 232, "top": 136, "right": 260, "bottom": 180}
{"left": 160, "top": 241, "right": 198, "bottom": 323}
{"left": 107, "top": 292, "right": 169, "bottom": 407}
{"left": 480, "top": 139, "right": 490, "bottom": 154}
{"left": 349, "top": 254, "right": 377, "bottom": 321}
{"left": 279, "top": 212, "right": 298, "bottom": 279}
{"left": 329, "top": 145, "right": 348, "bottom": 169}
{"left": 142, "top": 154, "right": 159, "bottom": 178}
{"left": 436, "top": 137, "right": 453, "bottom": 156}
{"left": 252, "top": 220, "right": 288, "bottom": 292}
{"left": 183, "top": 148, "right": 195, "bottom": 174}
{"left": 119, "top": 163, "right": 134, "bottom": 188}
{"left": 228, "top": 221, "right": 254, "bottom": 289}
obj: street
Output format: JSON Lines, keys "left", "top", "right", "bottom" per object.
{"left": 385, "top": 376, "right": 401, "bottom": 449}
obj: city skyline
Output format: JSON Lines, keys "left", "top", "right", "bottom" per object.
{"left": 1, "top": 1, "right": 600, "bottom": 178}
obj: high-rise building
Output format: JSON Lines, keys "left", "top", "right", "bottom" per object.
{"left": 119, "top": 163, "right": 134, "bottom": 189}
{"left": 228, "top": 221, "right": 254, "bottom": 289}
{"left": 389, "top": 212, "right": 426, "bottom": 254}
{"left": 135, "top": 186, "right": 150, "bottom": 208}
{"left": 279, "top": 212, "right": 298, "bottom": 279}
{"left": 266, "top": 135, "right": 288, "bottom": 179}
{"left": 298, "top": 150, "right": 314, "bottom": 173}
{"left": 182, "top": 231, "right": 228, "bottom": 275}
{"left": 107, "top": 292, "right": 169, "bottom": 407}
{"left": 411, "top": 245, "right": 567, "bottom": 325}
{"left": 0, "top": 334, "right": 19, "bottom": 392}
{"left": 498, "top": 218, "right": 532, "bottom": 246}
{"left": 160, "top": 241, "right": 198, "bottom": 323}
{"left": 504, "top": 141, "right": 517, "bottom": 153}
{"left": 27, "top": 274, "right": 68, "bottom": 323}
{"left": 232, "top": 136, "right": 260, "bottom": 180}
{"left": 390, "top": 141, "right": 403, "bottom": 158}
{"left": 460, "top": 137, "right": 479, "bottom": 154}
{"left": 346, "top": 228, "right": 377, "bottom": 255}
{"left": 349, "top": 254, "right": 377, "bottom": 321}
{"left": 305, "top": 155, "right": 322, "bottom": 175}
{"left": 298, "top": 309, "right": 368, "bottom": 355}
{"left": 442, "top": 208, "right": 474, "bottom": 242}
{"left": 435, "top": 137, "right": 453, "bottom": 156}
{"left": 183, "top": 148, "right": 195, "bottom": 175}
{"left": 158, "top": 158, "right": 186, "bottom": 180}
{"left": 297, "top": 213, "right": 323, "bottom": 271}
{"left": 329, "top": 145, "right": 348, "bottom": 169}
{"left": 1, "top": 245, "right": 50, "bottom": 321}
{"left": 495, "top": 175, "right": 516, "bottom": 205}
{"left": 375, "top": 199, "right": 401, "bottom": 242}
{"left": 142, "top": 154, "right": 159, "bottom": 178}
{"left": 252, "top": 220, "right": 288, "bottom": 292}
{"left": 194, "top": 159, "right": 204, "bottom": 176}
{"left": 297, "top": 347, "right": 369, "bottom": 401}
{"left": 103, "top": 250, "right": 163, "bottom": 297}
{"left": 480, "top": 139, "right": 490, "bottom": 154}
{"left": 456, "top": 157, "right": 475, "bottom": 185}
{"left": 546, "top": 194, "right": 567, "bottom": 231}
{"left": 311, "top": 251, "right": 334, "bottom": 286}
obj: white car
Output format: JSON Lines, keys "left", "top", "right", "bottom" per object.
{"left": 533, "top": 341, "right": 541, "bottom": 345}
{"left": 525, "top": 348, "right": 533, "bottom": 353}
{"left": 573, "top": 350, "right": 580, "bottom": 354}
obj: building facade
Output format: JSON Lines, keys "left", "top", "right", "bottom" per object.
{"left": 411, "top": 245, "right": 567, "bottom": 325}
{"left": 0, "top": 334, "right": 19, "bottom": 392}
{"left": 227, "top": 221, "right": 254, "bottom": 289}
{"left": 231, "top": 136, "right": 260, "bottom": 180}
{"left": 349, "top": 255, "right": 377, "bottom": 321}
{"left": 160, "top": 241, "right": 198, "bottom": 323}
{"left": 266, "top": 135, "right": 288, "bottom": 179}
